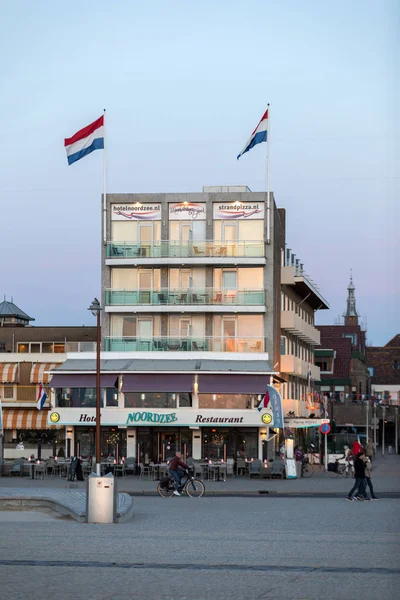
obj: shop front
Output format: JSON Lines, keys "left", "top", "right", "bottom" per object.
{"left": 47, "top": 406, "right": 274, "bottom": 462}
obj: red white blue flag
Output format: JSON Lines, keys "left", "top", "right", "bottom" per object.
{"left": 36, "top": 384, "right": 47, "bottom": 411}
{"left": 237, "top": 108, "right": 268, "bottom": 160}
{"left": 257, "top": 384, "right": 284, "bottom": 429}
{"left": 64, "top": 115, "right": 104, "bottom": 165}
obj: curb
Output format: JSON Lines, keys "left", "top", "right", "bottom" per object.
{"left": 124, "top": 490, "right": 400, "bottom": 499}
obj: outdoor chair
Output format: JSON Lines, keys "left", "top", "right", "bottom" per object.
{"left": 34, "top": 463, "right": 46, "bottom": 479}
{"left": 125, "top": 457, "right": 136, "bottom": 474}
{"left": 10, "top": 459, "right": 23, "bottom": 476}
{"left": 114, "top": 463, "right": 127, "bottom": 478}
{"left": 139, "top": 463, "right": 151, "bottom": 479}
{"left": 249, "top": 460, "right": 262, "bottom": 478}
{"left": 192, "top": 462, "right": 203, "bottom": 478}
{"left": 236, "top": 458, "right": 246, "bottom": 476}
{"left": 226, "top": 459, "right": 235, "bottom": 477}
{"left": 271, "top": 460, "right": 285, "bottom": 479}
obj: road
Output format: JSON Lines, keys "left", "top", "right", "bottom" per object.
{"left": 0, "top": 497, "right": 399, "bottom": 599}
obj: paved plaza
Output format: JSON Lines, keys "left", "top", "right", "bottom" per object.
{"left": 0, "top": 495, "right": 399, "bottom": 600}
{"left": 1, "top": 453, "right": 399, "bottom": 497}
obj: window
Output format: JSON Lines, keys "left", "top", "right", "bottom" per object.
{"left": 315, "top": 358, "right": 333, "bottom": 373}
{"left": 3, "top": 386, "right": 14, "bottom": 399}
{"left": 42, "top": 343, "right": 54, "bottom": 353}
{"left": 280, "top": 336, "right": 287, "bottom": 355}
{"left": 199, "top": 394, "right": 252, "bottom": 409}
{"left": 31, "top": 343, "right": 41, "bottom": 353}
{"left": 17, "top": 343, "right": 29, "bottom": 353}
{"left": 342, "top": 333, "right": 357, "bottom": 345}
{"left": 393, "top": 360, "right": 399, "bottom": 370}
{"left": 368, "top": 367, "right": 374, "bottom": 377}
{"left": 106, "top": 388, "right": 118, "bottom": 407}
{"left": 124, "top": 392, "right": 178, "bottom": 409}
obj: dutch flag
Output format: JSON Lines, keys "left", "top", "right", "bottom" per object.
{"left": 37, "top": 384, "right": 47, "bottom": 411}
{"left": 237, "top": 108, "right": 268, "bottom": 160}
{"left": 64, "top": 115, "right": 104, "bottom": 165}
{"left": 257, "top": 387, "right": 271, "bottom": 412}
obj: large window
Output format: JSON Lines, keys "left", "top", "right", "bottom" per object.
{"left": 17, "top": 342, "right": 66, "bottom": 353}
{"left": 56, "top": 388, "right": 116, "bottom": 408}
{"left": 199, "top": 394, "right": 253, "bottom": 409}
{"left": 124, "top": 392, "right": 192, "bottom": 409}
{"left": 202, "top": 428, "right": 258, "bottom": 460}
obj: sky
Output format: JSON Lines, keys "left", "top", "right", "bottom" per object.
{"left": 0, "top": 1, "right": 398, "bottom": 346}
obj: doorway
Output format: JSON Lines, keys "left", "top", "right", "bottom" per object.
{"left": 139, "top": 223, "right": 153, "bottom": 256}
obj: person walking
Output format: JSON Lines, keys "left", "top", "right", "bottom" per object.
{"left": 364, "top": 456, "right": 378, "bottom": 500}
{"left": 346, "top": 451, "right": 367, "bottom": 501}
{"left": 366, "top": 440, "right": 374, "bottom": 463}
{"left": 352, "top": 439, "right": 362, "bottom": 458}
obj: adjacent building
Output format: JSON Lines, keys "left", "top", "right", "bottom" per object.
{"left": 367, "top": 334, "right": 400, "bottom": 405}
{"left": 0, "top": 299, "right": 96, "bottom": 459}
{"left": 48, "top": 187, "right": 328, "bottom": 462}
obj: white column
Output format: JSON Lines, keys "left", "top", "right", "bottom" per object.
{"left": 126, "top": 428, "right": 137, "bottom": 459}
{"left": 192, "top": 429, "right": 202, "bottom": 459}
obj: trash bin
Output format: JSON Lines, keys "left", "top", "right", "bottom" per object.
{"left": 87, "top": 472, "right": 116, "bottom": 524}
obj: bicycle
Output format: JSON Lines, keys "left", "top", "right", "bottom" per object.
{"left": 301, "top": 457, "right": 313, "bottom": 478}
{"left": 157, "top": 470, "right": 205, "bottom": 498}
{"left": 328, "top": 459, "right": 354, "bottom": 478}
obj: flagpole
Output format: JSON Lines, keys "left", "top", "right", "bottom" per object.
{"left": 103, "top": 108, "right": 107, "bottom": 244}
{"left": 266, "top": 103, "right": 271, "bottom": 244}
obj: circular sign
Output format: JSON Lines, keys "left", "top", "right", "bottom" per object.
{"left": 50, "top": 412, "right": 60, "bottom": 423}
{"left": 261, "top": 413, "right": 272, "bottom": 424}
{"left": 320, "top": 423, "right": 331, "bottom": 434}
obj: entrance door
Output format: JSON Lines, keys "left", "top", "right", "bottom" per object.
{"left": 139, "top": 270, "right": 152, "bottom": 304}
{"left": 156, "top": 431, "right": 178, "bottom": 462}
{"left": 139, "top": 223, "right": 153, "bottom": 257}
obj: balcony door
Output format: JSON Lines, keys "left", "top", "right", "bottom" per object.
{"left": 139, "top": 270, "right": 152, "bottom": 304}
{"left": 222, "top": 221, "right": 238, "bottom": 242}
{"left": 139, "top": 223, "right": 153, "bottom": 256}
{"left": 137, "top": 318, "right": 153, "bottom": 350}
{"left": 222, "top": 270, "right": 237, "bottom": 302}
{"left": 221, "top": 317, "right": 237, "bottom": 351}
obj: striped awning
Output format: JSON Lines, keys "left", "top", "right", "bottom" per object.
{"left": 0, "top": 363, "right": 18, "bottom": 383}
{"left": 30, "top": 363, "right": 61, "bottom": 384}
{"left": 2, "top": 409, "right": 59, "bottom": 430}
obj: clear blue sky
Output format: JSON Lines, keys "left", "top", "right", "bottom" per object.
{"left": 0, "top": 1, "right": 398, "bottom": 345}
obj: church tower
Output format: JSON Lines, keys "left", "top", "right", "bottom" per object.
{"left": 343, "top": 272, "right": 359, "bottom": 326}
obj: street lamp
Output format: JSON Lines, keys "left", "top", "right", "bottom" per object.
{"left": 88, "top": 298, "right": 102, "bottom": 475}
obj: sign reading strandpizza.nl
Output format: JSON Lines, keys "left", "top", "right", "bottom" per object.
{"left": 213, "top": 202, "right": 264, "bottom": 220}
{"left": 111, "top": 204, "right": 162, "bottom": 220}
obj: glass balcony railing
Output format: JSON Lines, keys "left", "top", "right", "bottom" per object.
{"left": 104, "top": 336, "right": 265, "bottom": 352}
{"left": 105, "top": 288, "right": 265, "bottom": 306}
{"left": 106, "top": 240, "right": 264, "bottom": 259}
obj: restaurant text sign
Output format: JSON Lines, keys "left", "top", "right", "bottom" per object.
{"left": 169, "top": 202, "right": 206, "bottom": 220}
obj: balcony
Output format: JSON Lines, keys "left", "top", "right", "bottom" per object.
{"left": 105, "top": 288, "right": 265, "bottom": 312}
{"left": 106, "top": 240, "right": 265, "bottom": 265}
{"left": 104, "top": 336, "right": 265, "bottom": 353}
{"left": 280, "top": 355, "right": 320, "bottom": 380}
{"left": 281, "top": 311, "right": 320, "bottom": 345}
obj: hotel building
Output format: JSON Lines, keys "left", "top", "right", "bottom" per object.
{"left": 49, "top": 187, "right": 328, "bottom": 462}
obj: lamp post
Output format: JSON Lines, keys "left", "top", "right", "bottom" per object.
{"left": 88, "top": 298, "right": 102, "bottom": 475}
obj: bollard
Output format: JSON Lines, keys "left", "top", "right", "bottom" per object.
{"left": 86, "top": 472, "right": 116, "bottom": 524}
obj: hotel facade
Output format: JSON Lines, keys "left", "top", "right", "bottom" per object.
{"left": 48, "top": 187, "right": 328, "bottom": 462}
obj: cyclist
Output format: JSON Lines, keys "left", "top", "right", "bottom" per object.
{"left": 169, "top": 452, "right": 189, "bottom": 496}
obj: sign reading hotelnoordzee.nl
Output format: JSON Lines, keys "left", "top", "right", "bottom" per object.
{"left": 48, "top": 409, "right": 274, "bottom": 427}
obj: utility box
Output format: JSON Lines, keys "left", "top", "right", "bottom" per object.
{"left": 87, "top": 472, "right": 116, "bottom": 524}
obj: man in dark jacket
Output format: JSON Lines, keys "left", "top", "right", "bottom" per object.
{"left": 346, "top": 452, "right": 367, "bottom": 501}
{"left": 169, "top": 452, "right": 189, "bottom": 496}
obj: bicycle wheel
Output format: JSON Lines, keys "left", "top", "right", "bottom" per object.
{"left": 328, "top": 468, "right": 339, "bottom": 478}
{"left": 157, "top": 482, "right": 174, "bottom": 498}
{"left": 185, "top": 478, "right": 205, "bottom": 498}
{"left": 302, "top": 464, "right": 313, "bottom": 478}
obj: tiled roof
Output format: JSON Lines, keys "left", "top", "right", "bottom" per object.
{"left": 368, "top": 334, "right": 400, "bottom": 385}
{"left": 0, "top": 300, "right": 34, "bottom": 321}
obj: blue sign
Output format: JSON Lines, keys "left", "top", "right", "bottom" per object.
{"left": 266, "top": 385, "right": 284, "bottom": 429}
{"left": 320, "top": 423, "right": 331, "bottom": 434}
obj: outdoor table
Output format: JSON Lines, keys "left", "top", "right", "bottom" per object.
{"left": 208, "top": 463, "right": 227, "bottom": 482}
{"left": 152, "top": 463, "right": 168, "bottom": 480}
